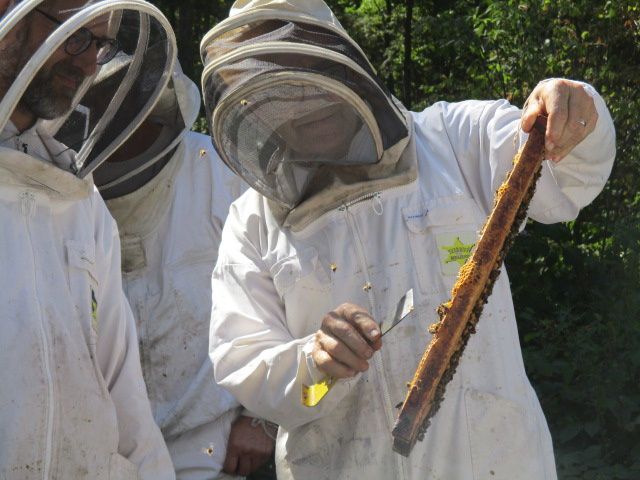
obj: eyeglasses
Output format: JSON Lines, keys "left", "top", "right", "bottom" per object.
{"left": 34, "top": 8, "right": 119, "bottom": 65}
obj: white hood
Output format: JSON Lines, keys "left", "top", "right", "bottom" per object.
{"left": 202, "top": 0, "right": 372, "bottom": 70}
{"left": 0, "top": 0, "right": 177, "bottom": 185}
{"left": 200, "top": 0, "right": 413, "bottom": 230}
{"left": 93, "top": 62, "right": 201, "bottom": 197}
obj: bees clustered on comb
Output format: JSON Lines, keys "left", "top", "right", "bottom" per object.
{"left": 392, "top": 121, "right": 547, "bottom": 456}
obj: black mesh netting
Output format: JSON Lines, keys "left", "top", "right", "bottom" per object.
{"left": 204, "top": 50, "right": 406, "bottom": 151}
{"left": 53, "top": 10, "right": 171, "bottom": 177}
{"left": 206, "top": 20, "right": 378, "bottom": 81}
{"left": 201, "top": 17, "right": 409, "bottom": 207}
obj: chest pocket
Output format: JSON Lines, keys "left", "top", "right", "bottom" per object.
{"left": 66, "top": 240, "right": 99, "bottom": 346}
{"left": 403, "top": 196, "right": 483, "bottom": 295}
{"left": 271, "top": 247, "right": 330, "bottom": 294}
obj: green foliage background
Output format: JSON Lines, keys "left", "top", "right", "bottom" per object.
{"left": 153, "top": 0, "right": 640, "bottom": 478}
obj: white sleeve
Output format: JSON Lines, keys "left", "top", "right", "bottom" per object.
{"left": 210, "top": 198, "right": 357, "bottom": 431}
{"left": 438, "top": 82, "right": 615, "bottom": 221}
{"left": 95, "top": 209, "right": 175, "bottom": 480}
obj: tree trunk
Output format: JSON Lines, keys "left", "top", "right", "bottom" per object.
{"left": 383, "top": 0, "right": 395, "bottom": 94}
{"left": 402, "top": 0, "right": 414, "bottom": 109}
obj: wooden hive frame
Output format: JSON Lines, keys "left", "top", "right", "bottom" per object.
{"left": 392, "top": 116, "right": 548, "bottom": 456}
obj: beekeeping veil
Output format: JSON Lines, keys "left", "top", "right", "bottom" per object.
{"left": 201, "top": 0, "right": 414, "bottom": 228}
{"left": 90, "top": 59, "right": 200, "bottom": 199}
{"left": 0, "top": 0, "right": 176, "bottom": 185}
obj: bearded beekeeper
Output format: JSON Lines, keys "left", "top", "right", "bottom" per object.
{"left": 92, "top": 61, "right": 275, "bottom": 479}
{"left": 201, "top": 1, "right": 616, "bottom": 479}
{"left": 0, "top": 0, "right": 178, "bottom": 477}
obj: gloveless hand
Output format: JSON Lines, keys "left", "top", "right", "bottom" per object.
{"left": 312, "top": 303, "right": 382, "bottom": 379}
{"left": 521, "top": 78, "right": 598, "bottom": 163}
{"left": 223, "top": 415, "right": 275, "bottom": 476}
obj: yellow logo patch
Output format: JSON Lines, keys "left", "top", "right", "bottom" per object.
{"left": 435, "top": 232, "right": 477, "bottom": 275}
{"left": 441, "top": 237, "right": 475, "bottom": 266}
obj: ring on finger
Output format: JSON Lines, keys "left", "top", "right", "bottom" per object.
{"left": 577, "top": 119, "right": 587, "bottom": 127}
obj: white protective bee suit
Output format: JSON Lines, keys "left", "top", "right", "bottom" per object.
{"left": 0, "top": 0, "right": 177, "bottom": 477}
{"left": 94, "top": 66, "right": 246, "bottom": 478}
{"left": 202, "top": 1, "right": 617, "bottom": 480}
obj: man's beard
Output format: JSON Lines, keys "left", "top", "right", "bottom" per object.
{"left": 0, "top": 38, "right": 23, "bottom": 94}
{"left": 20, "top": 61, "right": 85, "bottom": 120}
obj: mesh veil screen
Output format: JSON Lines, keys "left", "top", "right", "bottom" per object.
{"left": 215, "top": 78, "right": 379, "bottom": 208}
{"left": 44, "top": 9, "right": 174, "bottom": 177}
{"left": 205, "top": 20, "right": 378, "bottom": 84}
{"left": 203, "top": 19, "right": 407, "bottom": 149}
{"left": 204, "top": 51, "right": 405, "bottom": 151}
{"left": 201, "top": 16, "right": 409, "bottom": 207}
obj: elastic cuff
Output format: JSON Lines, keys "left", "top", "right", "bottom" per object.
{"left": 301, "top": 335, "right": 325, "bottom": 383}
{"left": 249, "top": 417, "right": 279, "bottom": 441}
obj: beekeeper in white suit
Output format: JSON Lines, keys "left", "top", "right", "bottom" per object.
{"left": 201, "top": 1, "right": 616, "bottom": 479}
{"left": 93, "top": 62, "right": 276, "bottom": 479}
{"left": 0, "top": 0, "right": 177, "bottom": 477}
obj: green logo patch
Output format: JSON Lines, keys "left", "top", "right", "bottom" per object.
{"left": 435, "top": 232, "right": 477, "bottom": 275}
{"left": 441, "top": 237, "right": 475, "bottom": 266}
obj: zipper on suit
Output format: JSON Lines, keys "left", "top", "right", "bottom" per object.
{"left": 130, "top": 283, "right": 155, "bottom": 407}
{"left": 337, "top": 191, "right": 382, "bottom": 212}
{"left": 21, "top": 191, "right": 55, "bottom": 478}
{"left": 340, "top": 193, "right": 405, "bottom": 479}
